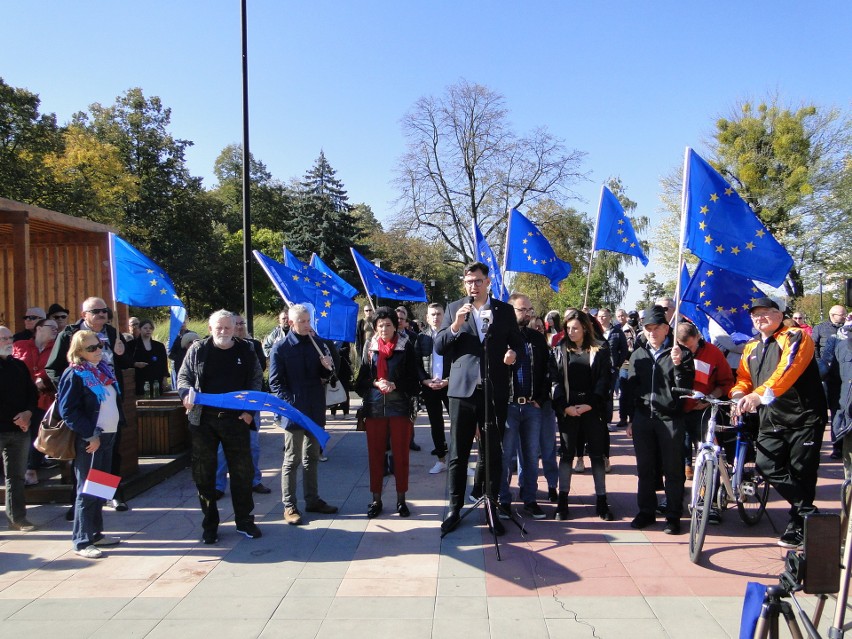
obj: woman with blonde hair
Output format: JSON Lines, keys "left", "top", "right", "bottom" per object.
{"left": 57, "top": 330, "right": 121, "bottom": 558}
{"left": 552, "top": 310, "right": 613, "bottom": 521}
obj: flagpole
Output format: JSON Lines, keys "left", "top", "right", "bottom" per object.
{"left": 583, "top": 186, "right": 604, "bottom": 309}
{"left": 673, "top": 147, "right": 692, "bottom": 325}
{"left": 350, "top": 247, "right": 376, "bottom": 311}
{"left": 107, "top": 232, "right": 118, "bottom": 312}
{"left": 252, "top": 251, "right": 293, "bottom": 308}
{"left": 501, "top": 210, "right": 512, "bottom": 294}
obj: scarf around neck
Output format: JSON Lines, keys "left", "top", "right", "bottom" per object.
{"left": 70, "top": 360, "right": 117, "bottom": 403}
{"left": 376, "top": 334, "right": 398, "bottom": 382}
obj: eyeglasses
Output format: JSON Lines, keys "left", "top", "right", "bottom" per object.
{"left": 51, "top": 314, "right": 68, "bottom": 320}
{"left": 85, "top": 307, "right": 109, "bottom": 315}
{"left": 514, "top": 307, "right": 534, "bottom": 314}
{"left": 750, "top": 311, "right": 775, "bottom": 319}
{"left": 23, "top": 315, "right": 43, "bottom": 321}
{"left": 235, "top": 321, "right": 247, "bottom": 326}
{"left": 463, "top": 278, "right": 485, "bottom": 287}
{"left": 39, "top": 324, "right": 58, "bottom": 330}
{"left": 792, "top": 316, "right": 803, "bottom": 320}
{"left": 84, "top": 343, "right": 105, "bottom": 352}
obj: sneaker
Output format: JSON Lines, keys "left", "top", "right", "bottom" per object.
{"left": 202, "top": 529, "right": 218, "bottom": 545}
{"left": 9, "top": 519, "right": 36, "bottom": 532}
{"left": 429, "top": 460, "right": 448, "bottom": 474}
{"left": 252, "top": 483, "right": 272, "bottom": 494}
{"left": 548, "top": 487, "right": 559, "bottom": 503}
{"left": 708, "top": 508, "right": 722, "bottom": 525}
{"left": 75, "top": 545, "right": 103, "bottom": 559}
{"left": 467, "top": 467, "right": 476, "bottom": 477}
{"left": 523, "top": 502, "right": 547, "bottom": 519}
{"left": 306, "top": 500, "right": 338, "bottom": 514}
{"left": 236, "top": 523, "right": 262, "bottom": 539}
{"left": 25, "top": 470, "right": 39, "bottom": 486}
{"left": 108, "top": 499, "right": 129, "bottom": 512}
{"left": 497, "top": 503, "right": 511, "bottom": 520}
{"left": 93, "top": 535, "right": 120, "bottom": 547}
{"left": 469, "top": 486, "right": 483, "bottom": 503}
{"left": 663, "top": 519, "right": 682, "bottom": 535}
{"left": 319, "top": 454, "right": 329, "bottom": 462}
{"left": 573, "top": 458, "right": 585, "bottom": 473}
{"left": 604, "top": 457, "right": 613, "bottom": 473}
{"left": 778, "top": 524, "right": 804, "bottom": 549}
{"left": 284, "top": 507, "right": 303, "bottom": 526}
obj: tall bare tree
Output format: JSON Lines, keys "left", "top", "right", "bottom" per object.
{"left": 394, "top": 80, "right": 587, "bottom": 264}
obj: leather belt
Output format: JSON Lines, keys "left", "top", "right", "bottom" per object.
{"left": 513, "top": 397, "right": 535, "bottom": 405}
{"left": 201, "top": 407, "right": 242, "bottom": 419}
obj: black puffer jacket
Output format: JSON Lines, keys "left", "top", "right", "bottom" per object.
{"left": 355, "top": 333, "right": 421, "bottom": 418}
{"left": 625, "top": 344, "right": 695, "bottom": 419}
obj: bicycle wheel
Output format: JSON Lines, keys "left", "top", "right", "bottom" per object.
{"left": 737, "top": 460, "right": 769, "bottom": 526}
{"left": 689, "top": 456, "right": 716, "bottom": 563}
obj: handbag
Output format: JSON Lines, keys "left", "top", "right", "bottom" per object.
{"left": 34, "top": 401, "right": 76, "bottom": 460}
{"left": 307, "top": 333, "right": 348, "bottom": 407}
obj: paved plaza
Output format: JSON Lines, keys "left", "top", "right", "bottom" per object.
{"left": 1, "top": 406, "right": 848, "bottom": 638}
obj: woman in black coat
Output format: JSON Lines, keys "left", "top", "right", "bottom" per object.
{"left": 552, "top": 310, "right": 613, "bottom": 521}
{"left": 130, "top": 319, "right": 168, "bottom": 395}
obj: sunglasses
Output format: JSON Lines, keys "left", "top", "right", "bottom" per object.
{"left": 84, "top": 343, "right": 105, "bottom": 352}
{"left": 51, "top": 314, "right": 68, "bottom": 319}
{"left": 85, "top": 308, "right": 109, "bottom": 315}
{"left": 23, "top": 315, "right": 43, "bottom": 320}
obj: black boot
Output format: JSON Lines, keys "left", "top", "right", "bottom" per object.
{"left": 596, "top": 494, "right": 614, "bottom": 521}
{"left": 555, "top": 492, "right": 569, "bottom": 520}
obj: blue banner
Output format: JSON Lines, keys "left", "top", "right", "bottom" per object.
{"left": 684, "top": 149, "right": 792, "bottom": 287}
{"left": 473, "top": 222, "right": 509, "bottom": 302}
{"left": 504, "top": 208, "right": 571, "bottom": 291}
{"left": 350, "top": 247, "right": 427, "bottom": 302}
{"left": 682, "top": 259, "right": 765, "bottom": 337}
{"left": 310, "top": 253, "right": 359, "bottom": 299}
{"left": 595, "top": 186, "right": 649, "bottom": 266}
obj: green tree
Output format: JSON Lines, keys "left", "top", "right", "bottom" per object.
{"left": 0, "top": 77, "right": 60, "bottom": 203}
{"left": 394, "top": 80, "right": 587, "bottom": 265}
{"left": 636, "top": 272, "right": 667, "bottom": 311}
{"left": 283, "top": 152, "right": 364, "bottom": 286}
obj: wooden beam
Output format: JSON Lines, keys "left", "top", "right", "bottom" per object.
{"left": 10, "top": 214, "right": 30, "bottom": 334}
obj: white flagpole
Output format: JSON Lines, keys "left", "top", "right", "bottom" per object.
{"left": 107, "top": 232, "right": 118, "bottom": 311}
{"left": 583, "top": 186, "right": 604, "bottom": 309}
{"left": 252, "top": 250, "right": 293, "bottom": 307}
{"left": 350, "top": 247, "right": 376, "bottom": 311}
{"left": 501, "top": 210, "right": 513, "bottom": 295}
{"left": 673, "top": 147, "right": 692, "bottom": 325}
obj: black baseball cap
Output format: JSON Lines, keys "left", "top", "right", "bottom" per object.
{"left": 749, "top": 297, "right": 779, "bottom": 313}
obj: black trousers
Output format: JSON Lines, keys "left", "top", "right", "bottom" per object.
{"left": 632, "top": 408, "right": 685, "bottom": 520}
{"left": 447, "top": 389, "right": 506, "bottom": 512}
{"left": 190, "top": 411, "right": 255, "bottom": 534}
{"left": 422, "top": 386, "right": 449, "bottom": 457}
{"left": 756, "top": 424, "right": 823, "bottom": 524}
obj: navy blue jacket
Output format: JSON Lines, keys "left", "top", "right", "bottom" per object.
{"left": 57, "top": 367, "right": 120, "bottom": 440}
{"left": 268, "top": 331, "right": 333, "bottom": 428}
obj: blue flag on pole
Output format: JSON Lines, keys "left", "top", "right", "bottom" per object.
{"left": 282, "top": 246, "right": 355, "bottom": 299}
{"left": 594, "top": 186, "right": 649, "bottom": 266}
{"left": 189, "top": 389, "right": 330, "bottom": 448}
{"left": 310, "top": 253, "right": 359, "bottom": 299}
{"left": 350, "top": 248, "right": 427, "bottom": 302}
{"left": 473, "top": 222, "right": 509, "bottom": 302}
{"left": 682, "top": 259, "right": 766, "bottom": 337}
{"left": 684, "top": 149, "right": 793, "bottom": 287}
{"left": 253, "top": 250, "right": 358, "bottom": 343}
{"left": 678, "top": 264, "right": 710, "bottom": 341}
{"left": 504, "top": 208, "right": 572, "bottom": 291}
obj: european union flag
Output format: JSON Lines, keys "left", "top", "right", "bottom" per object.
{"left": 594, "top": 186, "right": 649, "bottom": 266}
{"left": 684, "top": 149, "right": 793, "bottom": 287}
{"left": 310, "top": 253, "right": 359, "bottom": 299}
{"left": 188, "top": 388, "right": 330, "bottom": 448}
{"left": 678, "top": 264, "right": 710, "bottom": 341}
{"left": 473, "top": 222, "right": 509, "bottom": 302}
{"left": 254, "top": 250, "right": 358, "bottom": 343}
{"left": 350, "top": 248, "right": 427, "bottom": 302}
{"left": 682, "top": 259, "right": 765, "bottom": 337}
{"left": 504, "top": 208, "right": 571, "bottom": 292}
{"left": 282, "top": 246, "right": 355, "bottom": 299}
{"left": 111, "top": 233, "right": 183, "bottom": 308}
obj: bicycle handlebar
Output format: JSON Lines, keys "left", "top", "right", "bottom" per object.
{"left": 673, "top": 388, "right": 738, "bottom": 406}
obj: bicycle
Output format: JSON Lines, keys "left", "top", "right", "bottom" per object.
{"left": 676, "top": 388, "right": 771, "bottom": 564}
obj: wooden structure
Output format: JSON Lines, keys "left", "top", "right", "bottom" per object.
{"left": 0, "top": 197, "right": 115, "bottom": 331}
{"left": 136, "top": 393, "right": 191, "bottom": 455}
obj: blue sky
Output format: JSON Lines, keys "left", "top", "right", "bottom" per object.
{"left": 3, "top": 1, "right": 850, "bottom": 307}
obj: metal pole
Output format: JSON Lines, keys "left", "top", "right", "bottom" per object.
{"left": 240, "top": 0, "right": 254, "bottom": 333}
{"left": 819, "top": 272, "right": 824, "bottom": 321}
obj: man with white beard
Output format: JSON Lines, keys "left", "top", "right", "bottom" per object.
{"left": 178, "top": 310, "right": 263, "bottom": 544}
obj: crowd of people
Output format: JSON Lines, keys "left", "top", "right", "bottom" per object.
{"left": 2, "top": 277, "right": 851, "bottom": 559}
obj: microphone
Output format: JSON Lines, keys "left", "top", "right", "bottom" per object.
{"left": 465, "top": 295, "right": 474, "bottom": 321}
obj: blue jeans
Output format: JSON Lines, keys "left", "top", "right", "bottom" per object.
{"left": 216, "top": 426, "right": 262, "bottom": 491}
{"left": 72, "top": 432, "right": 116, "bottom": 550}
{"left": 1, "top": 430, "right": 30, "bottom": 525}
{"left": 535, "top": 401, "right": 559, "bottom": 489}
{"left": 499, "top": 403, "right": 543, "bottom": 505}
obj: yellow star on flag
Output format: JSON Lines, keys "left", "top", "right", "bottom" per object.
{"left": 710, "top": 193, "right": 719, "bottom": 202}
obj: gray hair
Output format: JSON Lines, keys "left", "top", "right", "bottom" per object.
{"left": 288, "top": 304, "right": 309, "bottom": 320}
{"left": 208, "top": 309, "right": 234, "bottom": 325}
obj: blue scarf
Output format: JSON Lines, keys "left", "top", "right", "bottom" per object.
{"left": 70, "top": 360, "right": 117, "bottom": 403}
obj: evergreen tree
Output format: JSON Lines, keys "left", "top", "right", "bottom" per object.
{"left": 284, "top": 151, "right": 364, "bottom": 285}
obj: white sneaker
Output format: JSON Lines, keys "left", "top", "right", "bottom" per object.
{"left": 75, "top": 545, "right": 103, "bottom": 559}
{"left": 573, "top": 458, "right": 585, "bottom": 473}
{"left": 467, "top": 467, "right": 476, "bottom": 477}
{"left": 604, "top": 457, "right": 613, "bottom": 473}
{"left": 429, "top": 460, "right": 448, "bottom": 474}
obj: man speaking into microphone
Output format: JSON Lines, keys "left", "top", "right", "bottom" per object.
{"left": 435, "top": 261, "right": 524, "bottom": 534}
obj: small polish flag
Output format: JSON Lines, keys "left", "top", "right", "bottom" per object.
{"left": 82, "top": 468, "right": 121, "bottom": 500}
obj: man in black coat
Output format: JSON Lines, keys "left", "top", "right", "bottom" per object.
{"left": 415, "top": 303, "right": 450, "bottom": 473}
{"left": 434, "top": 262, "right": 525, "bottom": 534}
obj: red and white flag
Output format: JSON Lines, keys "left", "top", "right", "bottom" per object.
{"left": 82, "top": 468, "right": 121, "bottom": 500}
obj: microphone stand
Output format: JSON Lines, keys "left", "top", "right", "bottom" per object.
{"left": 441, "top": 320, "right": 525, "bottom": 560}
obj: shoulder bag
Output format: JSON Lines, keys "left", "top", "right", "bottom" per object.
{"left": 307, "top": 334, "right": 348, "bottom": 407}
{"left": 34, "top": 401, "right": 76, "bottom": 460}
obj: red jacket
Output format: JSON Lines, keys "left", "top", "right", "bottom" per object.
{"left": 685, "top": 340, "right": 735, "bottom": 412}
{"left": 13, "top": 338, "right": 56, "bottom": 411}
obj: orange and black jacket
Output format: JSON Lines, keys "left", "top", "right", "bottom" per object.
{"left": 731, "top": 325, "right": 826, "bottom": 430}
